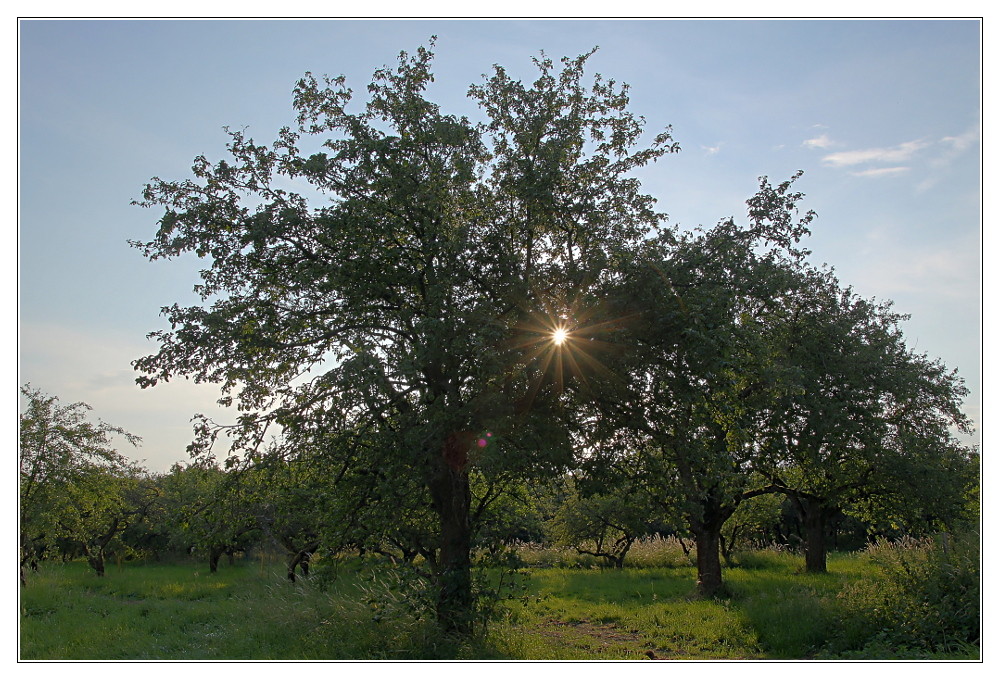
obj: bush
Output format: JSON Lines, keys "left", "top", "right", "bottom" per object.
{"left": 827, "top": 534, "right": 979, "bottom": 657}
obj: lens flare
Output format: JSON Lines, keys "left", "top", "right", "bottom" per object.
{"left": 552, "top": 327, "right": 569, "bottom": 346}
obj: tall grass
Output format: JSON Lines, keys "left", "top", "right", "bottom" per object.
{"left": 822, "top": 534, "right": 980, "bottom": 659}
{"left": 513, "top": 535, "right": 694, "bottom": 569}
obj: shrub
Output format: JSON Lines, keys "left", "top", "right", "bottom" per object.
{"left": 828, "top": 534, "right": 979, "bottom": 657}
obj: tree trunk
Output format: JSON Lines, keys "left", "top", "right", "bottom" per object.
{"left": 693, "top": 527, "right": 723, "bottom": 595}
{"left": 428, "top": 433, "right": 474, "bottom": 635}
{"left": 677, "top": 535, "right": 691, "bottom": 556}
{"left": 287, "top": 549, "right": 311, "bottom": 582}
{"left": 687, "top": 492, "right": 732, "bottom": 597}
{"left": 801, "top": 500, "right": 829, "bottom": 573}
{"left": 87, "top": 550, "right": 106, "bottom": 577}
{"left": 209, "top": 547, "right": 223, "bottom": 574}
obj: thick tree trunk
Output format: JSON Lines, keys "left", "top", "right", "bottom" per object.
{"left": 687, "top": 491, "right": 732, "bottom": 597}
{"left": 693, "top": 527, "right": 723, "bottom": 596}
{"left": 801, "top": 500, "right": 829, "bottom": 573}
{"left": 429, "top": 432, "right": 474, "bottom": 635}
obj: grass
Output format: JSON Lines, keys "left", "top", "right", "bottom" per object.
{"left": 19, "top": 545, "right": 979, "bottom": 661}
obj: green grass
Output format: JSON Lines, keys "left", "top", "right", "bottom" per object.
{"left": 19, "top": 548, "right": 978, "bottom": 660}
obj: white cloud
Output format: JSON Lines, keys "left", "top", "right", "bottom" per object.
{"left": 846, "top": 228, "right": 980, "bottom": 301}
{"left": 803, "top": 133, "right": 834, "bottom": 149}
{"left": 701, "top": 143, "right": 722, "bottom": 155}
{"left": 850, "top": 166, "right": 909, "bottom": 178}
{"left": 822, "top": 139, "right": 930, "bottom": 168}
{"left": 833, "top": 229, "right": 981, "bottom": 441}
{"left": 941, "top": 127, "right": 979, "bottom": 153}
{"left": 906, "top": 126, "right": 979, "bottom": 193}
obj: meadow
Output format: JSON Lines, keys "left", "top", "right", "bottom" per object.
{"left": 19, "top": 539, "right": 979, "bottom": 661}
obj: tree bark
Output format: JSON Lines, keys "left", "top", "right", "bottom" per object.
{"left": 688, "top": 493, "right": 732, "bottom": 597}
{"left": 428, "top": 433, "right": 474, "bottom": 635}
{"left": 286, "top": 547, "right": 316, "bottom": 582}
{"left": 801, "top": 499, "right": 829, "bottom": 573}
{"left": 693, "top": 526, "right": 723, "bottom": 595}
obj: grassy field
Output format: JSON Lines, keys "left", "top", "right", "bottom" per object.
{"left": 19, "top": 545, "right": 979, "bottom": 661}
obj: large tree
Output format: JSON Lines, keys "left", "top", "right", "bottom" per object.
{"left": 131, "top": 41, "right": 676, "bottom": 632}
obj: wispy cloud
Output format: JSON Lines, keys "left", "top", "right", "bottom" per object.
{"left": 848, "top": 227, "right": 980, "bottom": 301}
{"left": 941, "top": 127, "right": 978, "bottom": 152}
{"left": 850, "top": 166, "right": 910, "bottom": 178}
{"left": 822, "top": 139, "right": 929, "bottom": 168}
{"left": 916, "top": 126, "right": 979, "bottom": 191}
{"left": 701, "top": 143, "right": 722, "bottom": 155}
{"left": 803, "top": 133, "right": 834, "bottom": 149}
{"left": 805, "top": 127, "right": 978, "bottom": 186}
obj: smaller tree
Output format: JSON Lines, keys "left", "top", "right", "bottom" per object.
{"left": 248, "top": 460, "right": 325, "bottom": 582}
{"left": 547, "top": 475, "right": 659, "bottom": 568}
{"left": 757, "top": 269, "right": 976, "bottom": 572}
{"left": 48, "top": 463, "right": 152, "bottom": 576}
{"left": 19, "top": 385, "right": 142, "bottom": 580}
{"left": 719, "top": 488, "right": 785, "bottom": 562}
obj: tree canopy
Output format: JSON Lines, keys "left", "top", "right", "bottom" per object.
{"left": 130, "top": 40, "right": 679, "bottom": 631}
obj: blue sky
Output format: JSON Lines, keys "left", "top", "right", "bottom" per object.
{"left": 17, "top": 19, "right": 982, "bottom": 472}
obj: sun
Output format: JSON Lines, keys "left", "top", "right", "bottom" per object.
{"left": 552, "top": 327, "right": 569, "bottom": 346}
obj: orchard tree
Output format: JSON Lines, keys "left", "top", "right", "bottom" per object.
{"left": 719, "top": 482, "right": 785, "bottom": 561}
{"left": 757, "top": 267, "right": 976, "bottom": 572}
{"left": 19, "top": 385, "right": 142, "bottom": 580}
{"left": 163, "top": 463, "right": 261, "bottom": 573}
{"left": 547, "top": 475, "right": 660, "bottom": 568}
{"left": 48, "top": 462, "right": 153, "bottom": 576}
{"left": 248, "top": 456, "right": 332, "bottom": 581}
{"left": 588, "top": 173, "right": 815, "bottom": 595}
{"left": 131, "top": 40, "right": 676, "bottom": 632}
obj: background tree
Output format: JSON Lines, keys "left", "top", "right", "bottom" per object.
{"left": 19, "top": 385, "right": 141, "bottom": 580}
{"left": 150, "top": 462, "right": 261, "bottom": 572}
{"left": 719, "top": 483, "right": 785, "bottom": 562}
{"left": 546, "top": 473, "right": 660, "bottom": 568}
{"left": 46, "top": 462, "right": 152, "bottom": 576}
{"left": 758, "top": 267, "right": 976, "bottom": 571}
{"left": 589, "top": 174, "right": 814, "bottom": 595}
{"left": 131, "top": 41, "right": 676, "bottom": 632}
